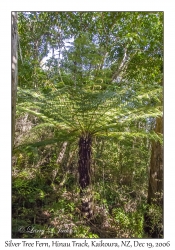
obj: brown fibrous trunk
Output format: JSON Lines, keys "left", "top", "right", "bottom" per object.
{"left": 78, "top": 133, "right": 93, "bottom": 218}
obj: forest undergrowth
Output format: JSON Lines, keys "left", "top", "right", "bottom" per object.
{"left": 12, "top": 11, "right": 163, "bottom": 239}
{"left": 12, "top": 115, "right": 162, "bottom": 239}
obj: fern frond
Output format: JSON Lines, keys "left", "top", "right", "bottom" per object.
{"left": 99, "top": 131, "right": 163, "bottom": 144}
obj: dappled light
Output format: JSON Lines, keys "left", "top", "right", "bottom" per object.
{"left": 12, "top": 11, "right": 163, "bottom": 239}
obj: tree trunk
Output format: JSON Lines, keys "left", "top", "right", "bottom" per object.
{"left": 144, "top": 116, "right": 163, "bottom": 238}
{"left": 78, "top": 133, "right": 93, "bottom": 218}
{"left": 12, "top": 12, "right": 18, "bottom": 147}
{"left": 147, "top": 116, "right": 163, "bottom": 205}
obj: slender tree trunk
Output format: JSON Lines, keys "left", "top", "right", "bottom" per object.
{"left": 78, "top": 133, "right": 93, "bottom": 218}
{"left": 147, "top": 116, "right": 163, "bottom": 205}
{"left": 144, "top": 116, "right": 163, "bottom": 238}
{"left": 12, "top": 12, "right": 18, "bottom": 147}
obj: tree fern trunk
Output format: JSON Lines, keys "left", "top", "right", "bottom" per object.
{"left": 78, "top": 133, "right": 93, "bottom": 218}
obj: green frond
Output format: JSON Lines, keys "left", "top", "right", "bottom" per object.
{"left": 99, "top": 131, "right": 163, "bottom": 144}
{"left": 14, "top": 130, "right": 78, "bottom": 153}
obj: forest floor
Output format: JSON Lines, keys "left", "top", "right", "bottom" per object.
{"left": 12, "top": 159, "right": 154, "bottom": 239}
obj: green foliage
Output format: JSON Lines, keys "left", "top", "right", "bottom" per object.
{"left": 73, "top": 225, "right": 99, "bottom": 238}
{"left": 144, "top": 204, "right": 163, "bottom": 238}
{"left": 13, "top": 11, "right": 163, "bottom": 239}
{"left": 112, "top": 208, "right": 144, "bottom": 238}
{"left": 49, "top": 200, "right": 75, "bottom": 214}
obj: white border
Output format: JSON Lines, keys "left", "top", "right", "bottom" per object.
{"left": 0, "top": 0, "right": 175, "bottom": 249}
